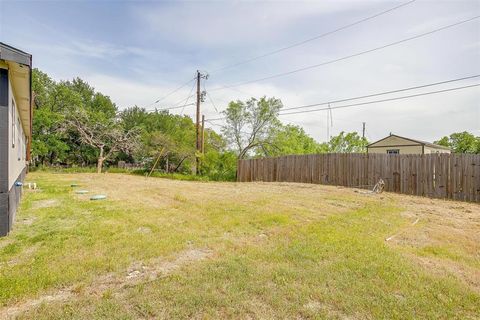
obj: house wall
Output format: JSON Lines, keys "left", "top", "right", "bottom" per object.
{"left": 0, "top": 65, "right": 28, "bottom": 236}
{"left": 0, "top": 67, "right": 9, "bottom": 235}
{"left": 368, "top": 145, "right": 423, "bottom": 154}
{"left": 424, "top": 146, "right": 451, "bottom": 154}
{"left": 8, "top": 77, "right": 27, "bottom": 188}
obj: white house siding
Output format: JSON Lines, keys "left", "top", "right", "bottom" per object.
{"left": 424, "top": 146, "right": 451, "bottom": 154}
{"left": 7, "top": 78, "right": 27, "bottom": 189}
{"left": 0, "top": 43, "right": 32, "bottom": 236}
{"left": 368, "top": 145, "right": 423, "bottom": 154}
{"left": 0, "top": 67, "right": 8, "bottom": 235}
{"left": 367, "top": 135, "right": 451, "bottom": 155}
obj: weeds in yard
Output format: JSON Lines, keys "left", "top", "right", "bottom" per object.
{"left": 1, "top": 172, "right": 479, "bottom": 319}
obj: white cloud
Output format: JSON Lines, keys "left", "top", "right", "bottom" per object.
{"left": 84, "top": 73, "right": 197, "bottom": 110}
{"left": 2, "top": 0, "right": 478, "bottom": 145}
{"left": 133, "top": 0, "right": 371, "bottom": 48}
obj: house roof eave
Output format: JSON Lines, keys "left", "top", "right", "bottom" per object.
{"left": 367, "top": 134, "right": 450, "bottom": 150}
{"left": 0, "top": 42, "right": 32, "bottom": 67}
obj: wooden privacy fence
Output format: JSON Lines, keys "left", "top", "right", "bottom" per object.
{"left": 237, "top": 153, "right": 480, "bottom": 202}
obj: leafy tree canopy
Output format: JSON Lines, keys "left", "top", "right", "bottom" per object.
{"left": 327, "top": 131, "right": 368, "bottom": 153}
{"left": 222, "top": 97, "right": 282, "bottom": 159}
{"left": 259, "top": 124, "right": 328, "bottom": 157}
{"left": 435, "top": 132, "right": 480, "bottom": 154}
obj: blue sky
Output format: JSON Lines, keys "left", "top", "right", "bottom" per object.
{"left": 1, "top": 0, "right": 479, "bottom": 143}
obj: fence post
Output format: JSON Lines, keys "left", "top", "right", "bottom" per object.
{"left": 235, "top": 153, "right": 479, "bottom": 202}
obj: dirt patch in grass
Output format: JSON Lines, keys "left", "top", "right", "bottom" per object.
{"left": 303, "top": 301, "right": 357, "bottom": 320}
{"left": 1, "top": 245, "right": 39, "bottom": 270}
{"left": 17, "top": 217, "right": 36, "bottom": 226}
{"left": 136, "top": 226, "right": 151, "bottom": 234}
{"left": 412, "top": 254, "right": 480, "bottom": 293}
{"left": 1, "top": 290, "right": 74, "bottom": 320}
{"left": 390, "top": 197, "right": 479, "bottom": 250}
{"left": 1, "top": 248, "right": 213, "bottom": 319}
{"left": 125, "top": 248, "right": 211, "bottom": 282}
{"left": 0, "top": 239, "right": 13, "bottom": 250}
{"left": 386, "top": 194, "right": 480, "bottom": 293}
{"left": 31, "top": 199, "right": 58, "bottom": 209}
{"left": 93, "top": 248, "right": 213, "bottom": 294}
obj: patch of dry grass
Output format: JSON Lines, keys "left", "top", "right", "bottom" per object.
{"left": 386, "top": 195, "right": 480, "bottom": 293}
{"left": 0, "top": 172, "right": 478, "bottom": 319}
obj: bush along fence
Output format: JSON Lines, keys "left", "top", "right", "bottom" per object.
{"left": 237, "top": 153, "right": 480, "bottom": 202}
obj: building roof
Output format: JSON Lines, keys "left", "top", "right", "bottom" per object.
{"left": 0, "top": 42, "right": 32, "bottom": 67}
{"left": 367, "top": 134, "right": 451, "bottom": 150}
{"left": 0, "top": 42, "right": 32, "bottom": 139}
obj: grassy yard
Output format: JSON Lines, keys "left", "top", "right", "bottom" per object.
{"left": 0, "top": 172, "right": 479, "bottom": 319}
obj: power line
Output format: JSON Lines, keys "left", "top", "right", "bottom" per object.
{"left": 206, "top": 92, "right": 230, "bottom": 105}
{"left": 173, "top": 94, "right": 195, "bottom": 107}
{"left": 205, "top": 119, "right": 223, "bottom": 127}
{"left": 205, "top": 79, "right": 480, "bottom": 121}
{"left": 144, "top": 77, "right": 195, "bottom": 108}
{"left": 144, "top": 81, "right": 197, "bottom": 112}
{"left": 180, "top": 81, "right": 197, "bottom": 114}
{"left": 202, "top": 82, "right": 220, "bottom": 113}
{"left": 206, "top": 90, "right": 220, "bottom": 114}
{"left": 209, "top": 15, "right": 480, "bottom": 91}
{"left": 279, "top": 83, "right": 480, "bottom": 116}
{"left": 145, "top": 103, "right": 196, "bottom": 113}
{"left": 204, "top": 119, "right": 251, "bottom": 135}
{"left": 281, "top": 74, "right": 480, "bottom": 112}
{"left": 211, "top": 0, "right": 416, "bottom": 73}
{"left": 224, "top": 86, "right": 253, "bottom": 97}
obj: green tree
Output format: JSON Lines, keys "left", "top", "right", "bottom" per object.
{"left": 435, "top": 132, "right": 480, "bottom": 154}
{"left": 222, "top": 97, "right": 282, "bottom": 159}
{"left": 259, "top": 124, "right": 327, "bottom": 156}
{"left": 64, "top": 109, "right": 139, "bottom": 173}
{"left": 32, "top": 69, "right": 55, "bottom": 108}
{"left": 120, "top": 107, "right": 197, "bottom": 173}
{"left": 201, "top": 150, "right": 237, "bottom": 181}
{"left": 328, "top": 131, "right": 368, "bottom": 153}
{"left": 31, "top": 69, "right": 71, "bottom": 165}
{"left": 31, "top": 69, "right": 121, "bottom": 166}
{"left": 31, "top": 108, "right": 69, "bottom": 165}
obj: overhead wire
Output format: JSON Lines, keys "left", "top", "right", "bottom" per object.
{"left": 143, "top": 76, "right": 195, "bottom": 108}
{"left": 209, "top": 15, "right": 480, "bottom": 91}
{"left": 281, "top": 74, "right": 480, "bottom": 112}
{"left": 210, "top": 0, "right": 417, "bottom": 73}
{"left": 144, "top": 80, "right": 197, "bottom": 113}
{"left": 205, "top": 77, "right": 480, "bottom": 121}
{"left": 204, "top": 84, "right": 479, "bottom": 134}
{"left": 279, "top": 83, "right": 480, "bottom": 116}
{"left": 145, "top": 103, "right": 196, "bottom": 113}
{"left": 173, "top": 93, "right": 195, "bottom": 107}
{"left": 202, "top": 82, "right": 220, "bottom": 113}
{"left": 180, "top": 81, "right": 197, "bottom": 115}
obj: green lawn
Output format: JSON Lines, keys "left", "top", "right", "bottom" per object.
{"left": 0, "top": 172, "right": 479, "bottom": 319}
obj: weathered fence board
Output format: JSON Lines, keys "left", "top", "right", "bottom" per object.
{"left": 237, "top": 153, "right": 480, "bottom": 202}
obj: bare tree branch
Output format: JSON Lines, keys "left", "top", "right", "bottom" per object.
{"left": 63, "top": 109, "right": 140, "bottom": 173}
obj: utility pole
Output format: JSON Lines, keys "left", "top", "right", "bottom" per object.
{"left": 195, "top": 70, "right": 208, "bottom": 175}
{"left": 201, "top": 115, "right": 205, "bottom": 155}
{"left": 326, "top": 104, "right": 332, "bottom": 142}
{"left": 362, "top": 122, "right": 366, "bottom": 152}
{"left": 326, "top": 110, "right": 329, "bottom": 142}
{"left": 196, "top": 70, "right": 201, "bottom": 174}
